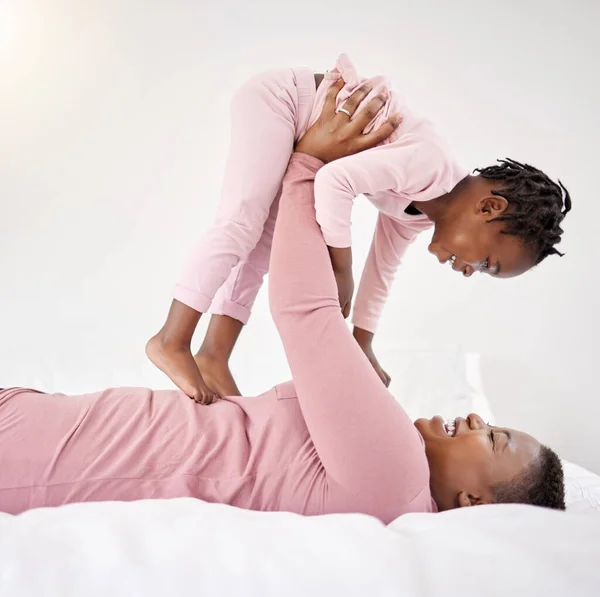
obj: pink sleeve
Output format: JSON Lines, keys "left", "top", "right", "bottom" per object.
{"left": 352, "top": 214, "right": 418, "bottom": 333}
{"left": 313, "top": 141, "right": 443, "bottom": 248}
{"left": 269, "top": 153, "right": 430, "bottom": 503}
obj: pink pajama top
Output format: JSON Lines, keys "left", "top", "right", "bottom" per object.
{"left": 311, "top": 55, "right": 469, "bottom": 332}
{"left": 0, "top": 155, "right": 436, "bottom": 522}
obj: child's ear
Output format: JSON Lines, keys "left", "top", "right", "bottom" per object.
{"left": 476, "top": 195, "right": 509, "bottom": 217}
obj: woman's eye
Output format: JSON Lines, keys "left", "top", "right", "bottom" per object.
{"left": 490, "top": 431, "right": 496, "bottom": 450}
{"left": 483, "top": 259, "right": 490, "bottom": 270}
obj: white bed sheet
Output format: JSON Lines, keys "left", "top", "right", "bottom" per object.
{"left": 0, "top": 499, "right": 598, "bottom": 597}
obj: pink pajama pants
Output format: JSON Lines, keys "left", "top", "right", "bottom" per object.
{"left": 173, "top": 67, "right": 317, "bottom": 324}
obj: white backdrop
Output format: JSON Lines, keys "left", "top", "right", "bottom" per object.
{"left": 1, "top": 0, "right": 599, "bottom": 473}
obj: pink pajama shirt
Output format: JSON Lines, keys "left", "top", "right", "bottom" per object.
{"left": 175, "top": 55, "right": 468, "bottom": 331}
{"left": 0, "top": 155, "right": 435, "bottom": 521}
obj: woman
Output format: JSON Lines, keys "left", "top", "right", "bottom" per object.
{"left": 0, "top": 87, "right": 565, "bottom": 519}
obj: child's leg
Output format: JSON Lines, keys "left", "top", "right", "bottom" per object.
{"left": 196, "top": 192, "right": 279, "bottom": 396}
{"left": 196, "top": 69, "right": 317, "bottom": 397}
{"left": 147, "top": 68, "right": 315, "bottom": 401}
{"left": 146, "top": 299, "right": 213, "bottom": 402}
{"left": 195, "top": 315, "right": 243, "bottom": 396}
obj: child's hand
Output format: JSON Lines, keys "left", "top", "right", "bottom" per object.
{"left": 353, "top": 327, "right": 391, "bottom": 387}
{"left": 295, "top": 79, "right": 401, "bottom": 163}
{"left": 328, "top": 246, "right": 353, "bottom": 318}
{"left": 334, "top": 268, "right": 354, "bottom": 319}
{"left": 363, "top": 347, "right": 391, "bottom": 387}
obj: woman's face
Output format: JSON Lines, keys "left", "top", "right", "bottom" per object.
{"left": 414, "top": 413, "right": 541, "bottom": 511}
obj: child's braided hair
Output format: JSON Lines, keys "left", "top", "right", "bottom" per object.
{"left": 476, "top": 158, "right": 572, "bottom": 264}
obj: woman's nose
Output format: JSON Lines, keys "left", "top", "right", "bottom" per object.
{"left": 467, "top": 413, "right": 486, "bottom": 429}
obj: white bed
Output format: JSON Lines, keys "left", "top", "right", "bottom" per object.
{"left": 1, "top": 499, "right": 599, "bottom": 597}
{"left": 1, "top": 350, "right": 599, "bottom": 596}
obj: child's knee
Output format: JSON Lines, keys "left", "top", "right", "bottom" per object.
{"left": 231, "top": 69, "right": 296, "bottom": 119}
{"left": 232, "top": 72, "right": 275, "bottom": 109}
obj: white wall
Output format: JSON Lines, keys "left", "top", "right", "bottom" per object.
{"left": 1, "top": 0, "right": 599, "bottom": 472}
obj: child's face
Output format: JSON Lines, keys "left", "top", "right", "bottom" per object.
{"left": 428, "top": 197, "right": 537, "bottom": 278}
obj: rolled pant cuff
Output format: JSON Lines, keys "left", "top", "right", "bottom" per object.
{"left": 210, "top": 298, "right": 251, "bottom": 325}
{"left": 173, "top": 285, "right": 212, "bottom": 314}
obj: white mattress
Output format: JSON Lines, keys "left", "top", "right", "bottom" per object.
{"left": 1, "top": 498, "right": 598, "bottom": 597}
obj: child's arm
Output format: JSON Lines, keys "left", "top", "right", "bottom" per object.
{"left": 314, "top": 140, "right": 447, "bottom": 309}
{"left": 314, "top": 141, "right": 453, "bottom": 378}
{"left": 351, "top": 213, "right": 420, "bottom": 334}
{"left": 346, "top": 213, "right": 422, "bottom": 386}
{"left": 313, "top": 140, "right": 446, "bottom": 250}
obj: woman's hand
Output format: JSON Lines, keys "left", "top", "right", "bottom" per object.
{"left": 295, "top": 79, "right": 402, "bottom": 162}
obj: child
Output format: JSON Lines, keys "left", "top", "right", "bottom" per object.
{"left": 146, "top": 54, "right": 571, "bottom": 404}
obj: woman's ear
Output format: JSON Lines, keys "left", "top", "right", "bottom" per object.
{"left": 476, "top": 195, "right": 509, "bottom": 218}
{"left": 457, "top": 491, "right": 473, "bottom": 508}
{"left": 457, "top": 491, "right": 491, "bottom": 507}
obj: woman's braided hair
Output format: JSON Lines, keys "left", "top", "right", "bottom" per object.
{"left": 492, "top": 445, "right": 566, "bottom": 510}
{"left": 475, "top": 159, "right": 572, "bottom": 264}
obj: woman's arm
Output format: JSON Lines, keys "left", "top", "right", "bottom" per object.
{"left": 269, "top": 90, "right": 429, "bottom": 503}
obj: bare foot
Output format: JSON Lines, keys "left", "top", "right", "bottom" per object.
{"left": 146, "top": 334, "right": 219, "bottom": 404}
{"left": 195, "top": 352, "right": 242, "bottom": 397}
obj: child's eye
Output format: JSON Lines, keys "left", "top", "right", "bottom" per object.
{"left": 482, "top": 259, "right": 490, "bottom": 270}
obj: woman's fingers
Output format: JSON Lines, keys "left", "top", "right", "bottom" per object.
{"left": 349, "top": 93, "right": 387, "bottom": 132}
{"left": 322, "top": 78, "right": 345, "bottom": 118}
{"left": 295, "top": 79, "right": 401, "bottom": 162}
{"left": 335, "top": 83, "right": 373, "bottom": 120}
{"left": 356, "top": 113, "right": 402, "bottom": 151}
{"left": 337, "top": 84, "right": 400, "bottom": 150}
